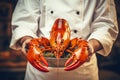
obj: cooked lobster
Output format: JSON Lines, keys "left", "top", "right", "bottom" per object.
{"left": 27, "top": 18, "right": 90, "bottom": 72}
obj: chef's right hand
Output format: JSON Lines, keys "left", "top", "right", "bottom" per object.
{"left": 20, "top": 36, "right": 33, "bottom": 55}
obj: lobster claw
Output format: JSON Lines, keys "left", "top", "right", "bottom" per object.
{"left": 64, "top": 38, "right": 89, "bottom": 71}
{"left": 64, "top": 47, "right": 89, "bottom": 71}
{"left": 27, "top": 38, "right": 49, "bottom": 72}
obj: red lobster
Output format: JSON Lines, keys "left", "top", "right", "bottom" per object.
{"left": 27, "top": 18, "right": 90, "bottom": 72}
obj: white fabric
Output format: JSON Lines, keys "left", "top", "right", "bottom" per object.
{"left": 10, "top": 0, "right": 118, "bottom": 80}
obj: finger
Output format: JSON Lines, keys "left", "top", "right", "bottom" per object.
{"left": 87, "top": 43, "right": 94, "bottom": 55}
{"left": 22, "top": 39, "right": 32, "bottom": 55}
{"left": 21, "top": 42, "right": 27, "bottom": 55}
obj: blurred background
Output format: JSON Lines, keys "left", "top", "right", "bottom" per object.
{"left": 0, "top": 0, "right": 120, "bottom": 80}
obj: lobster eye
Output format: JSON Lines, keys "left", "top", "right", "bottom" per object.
{"left": 55, "top": 40, "right": 57, "bottom": 43}
{"left": 61, "top": 39, "right": 64, "bottom": 44}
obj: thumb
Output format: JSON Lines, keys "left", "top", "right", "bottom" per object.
{"left": 21, "top": 38, "right": 32, "bottom": 55}
{"left": 86, "top": 43, "right": 94, "bottom": 62}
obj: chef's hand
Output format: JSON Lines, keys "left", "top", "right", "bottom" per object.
{"left": 20, "top": 36, "right": 33, "bottom": 55}
{"left": 87, "top": 39, "right": 103, "bottom": 61}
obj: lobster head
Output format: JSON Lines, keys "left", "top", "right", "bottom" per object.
{"left": 50, "top": 18, "right": 71, "bottom": 59}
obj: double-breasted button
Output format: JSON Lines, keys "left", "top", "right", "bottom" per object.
{"left": 76, "top": 11, "right": 80, "bottom": 15}
{"left": 50, "top": 10, "right": 54, "bottom": 14}
{"left": 73, "top": 29, "right": 78, "bottom": 33}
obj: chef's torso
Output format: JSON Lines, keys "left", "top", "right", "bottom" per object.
{"left": 25, "top": 0, "right": 99, "bottom": 80}
{"left": 39, "top": 0, "right": 97, "bottom": 40}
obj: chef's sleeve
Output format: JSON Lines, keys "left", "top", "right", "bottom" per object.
{"left": 10, "top": 0, "right": 40, "bottom": 50}
{"left": 88, "top": 0, "right": 119, "bottom": 56}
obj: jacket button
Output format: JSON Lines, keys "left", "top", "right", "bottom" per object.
{"left": 50, "top": 11, "right": 54, "bottom": 14}
{"left": 73, "top": 30, "right": 78, "bottom": 33}
{"left": 76, "top": 11, "right": 80, "bottom": 15}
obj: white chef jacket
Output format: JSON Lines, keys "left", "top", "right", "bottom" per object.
{"left": 10, "top": 0, "right": 118, "bottom": 80}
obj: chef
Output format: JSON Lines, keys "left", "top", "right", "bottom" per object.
{"left": 10, "top": 0, "right": 118, "bottom": 80}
